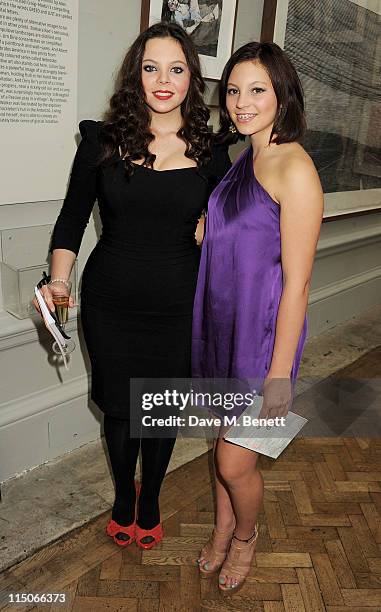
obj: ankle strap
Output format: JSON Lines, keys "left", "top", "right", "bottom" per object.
{"left": 233, "top": 526, "right": 258, "bottom": 543}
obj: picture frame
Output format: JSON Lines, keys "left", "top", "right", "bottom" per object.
{"left": 261, "top": 0, "right": 381, "bottom": 220}
{"left": 140, "top": 0, "right": 239, "bottom": 80}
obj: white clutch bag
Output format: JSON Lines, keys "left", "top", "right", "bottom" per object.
{"left": 223, "top": 394, "right": 308, "bottom": 459}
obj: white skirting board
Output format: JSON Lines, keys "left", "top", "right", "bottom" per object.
{"left": 308, "top": 268, "right": 381, "bottom": 335}
{"left": 0, "top": 380, "right": 101, "bottom": 483}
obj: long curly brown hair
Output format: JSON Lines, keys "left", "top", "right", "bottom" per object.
{"left": 98, "top": 22, "right": 211, "bottom": 176}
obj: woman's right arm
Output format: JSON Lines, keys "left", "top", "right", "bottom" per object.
{"left": 33, "top": 120, "right": 101, "bottom": 314}
{"left": 35, "top": 248, "right": 77, "bottom": 313}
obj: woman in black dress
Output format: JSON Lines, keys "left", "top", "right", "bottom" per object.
{"left": 34, "top": 22, "right": 230, "bottom": 549}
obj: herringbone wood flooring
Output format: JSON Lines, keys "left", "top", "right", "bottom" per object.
{"left": 1, "top": 348, "right": 381, "bottom": 612}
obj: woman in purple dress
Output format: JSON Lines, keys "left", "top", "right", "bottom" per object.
{"left": 193, "top": 42, "right": 323, "bottom": 592}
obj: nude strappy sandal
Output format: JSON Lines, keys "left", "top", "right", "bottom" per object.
{"left": 197, "top": 527, "right": 235, "bottom": 578}
{"left": 218, "top": 522, "right": 259, "bottom": 593}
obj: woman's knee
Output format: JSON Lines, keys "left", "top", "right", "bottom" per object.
{"left": 215, "top": 444, "right": 257, "bottom": 486}
{"left": 217, "top": 463, "right": 244, "bottom": 486}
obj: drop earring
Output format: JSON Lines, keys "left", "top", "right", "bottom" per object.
{"left": 229, "top": 122, "right": 237, "bottom": 134}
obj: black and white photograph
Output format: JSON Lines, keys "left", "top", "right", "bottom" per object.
{"left": 161, "top": 0, "right": 222, "bottom": 57}
{"left": 144, "top": 0, "right": 238, "bottom": 79}
{"left": 268, "top": 0, "right": 381, "bottom": 216}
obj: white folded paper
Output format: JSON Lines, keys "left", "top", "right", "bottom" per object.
{"left": 223, "top": 394, "right": 308, "bottom": 459}
{"left": 34, "top": 286, "right": 70, "bottom": 370}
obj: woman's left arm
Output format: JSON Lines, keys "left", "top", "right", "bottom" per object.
{"left": 262, "top": 155, "right": 324, "bottom": 417}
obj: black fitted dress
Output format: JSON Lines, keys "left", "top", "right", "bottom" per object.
{"left": 51, "top": 120, "right": 231, "bottom": 419}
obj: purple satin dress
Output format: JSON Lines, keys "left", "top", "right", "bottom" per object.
{"left": 192, "top": 145, "right": 307, "bottom": 391}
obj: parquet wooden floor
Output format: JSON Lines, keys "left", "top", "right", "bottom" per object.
{"left": 1, "top": 347, "right": 381, "bottom": 612}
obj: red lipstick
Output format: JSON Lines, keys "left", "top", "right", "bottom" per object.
{"left": 153, "top": 90, "right": 174, "bottom": 100}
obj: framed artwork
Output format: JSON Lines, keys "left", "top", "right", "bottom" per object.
{"left": 140, "top": 0, "right": 239, "bottom": 80}
{"left": 261, "top": 0, "right": 381, "bottom": 219}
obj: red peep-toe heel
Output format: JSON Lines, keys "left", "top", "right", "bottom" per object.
{"left": 106, "top": 480, "right": 141, "bottom": 547}
{"left": 135, "top": 522, "right": 164, "bottom": 550}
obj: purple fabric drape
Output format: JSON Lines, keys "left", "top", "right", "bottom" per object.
{"left": 192, "top": 145, "right": 308, "bottom": 392}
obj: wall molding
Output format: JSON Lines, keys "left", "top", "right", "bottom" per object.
{"left": 0, "top": 309, "right": 79, "bottom": 351}
{"left": 309, "top": 265, "right": 381, "bottom": 305}
{"left": 316, "top": 225, "right": 381, "bottom": 259}
{"left": 0, "top": 373, "right": 90, "bottom": 428}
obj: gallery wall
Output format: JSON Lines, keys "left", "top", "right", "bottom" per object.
{"left": 0, "top": 0, "right": 79, "bottom": 205}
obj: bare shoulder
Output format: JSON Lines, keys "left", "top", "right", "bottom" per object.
{"left": 273, "top": 143, "right": 323, "bottom": 204}
{"left": 277, "top": 143, "right": 321, "bottom": 188}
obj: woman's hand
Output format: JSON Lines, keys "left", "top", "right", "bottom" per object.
{"left": 32, "top": 283, "right": 75, "bottom": 326}
{"left": 195, "top": 214, "right": 205, "bottom": 246}
{"left": 258, "top": 376, "right": 292, "bottom": 420}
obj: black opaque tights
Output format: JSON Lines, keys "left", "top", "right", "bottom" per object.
{"left": 104, "top": 415, "right": 176, "bottom": 530}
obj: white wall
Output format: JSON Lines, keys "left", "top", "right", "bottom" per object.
{"left": 1, "top": 0, "right": 380, "bottom": 483}
{"left": 78, "top": 0, "right": 142, "bottom": 121}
